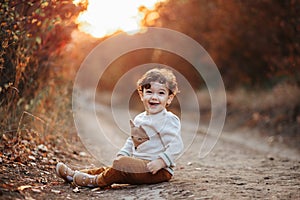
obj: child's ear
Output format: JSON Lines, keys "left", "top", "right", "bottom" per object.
{"left": 167, "top": 94, "right": 174, "bottom": 105}
{"left": 138, "top": 90, "right": 144, "bottom": 101}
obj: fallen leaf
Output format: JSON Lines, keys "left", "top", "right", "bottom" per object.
{"left": 0, "top": 183, "right": 14, "bottom": 189}
{"left": 91, "top": 187, "right": 101, "bottom": 192}
{"left": 2, "top": 134, "right": 8, "bottom": 141}
{"left": 32, "top": 188, "right": 42, "bottom": 193}
{"left": 18, "top": 185, "right": 32, "bottom": 191}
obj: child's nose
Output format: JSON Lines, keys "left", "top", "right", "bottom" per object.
{"left": 151, "top": 93, "right": 158, "bottom": 99}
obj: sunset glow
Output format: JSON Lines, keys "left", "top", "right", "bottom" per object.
{"left": 74, "top": 0, "right": 165, "bottom": 38}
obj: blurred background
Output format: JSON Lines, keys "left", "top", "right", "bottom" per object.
{"left": 1, "top": 0, "right": 299, "bottom": 149}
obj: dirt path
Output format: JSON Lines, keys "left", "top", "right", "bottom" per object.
{"left": 41, "top": 127, "right": 300, "bottom": 199}
{"left": 1, "top": 102, "right": 299, "bottom": 199}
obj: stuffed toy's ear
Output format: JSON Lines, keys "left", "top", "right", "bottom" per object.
{"left": 130, "top": 121, "right": 149, "bottom": 149}
{"left": 129, "top": 119, "right": 135, "bottom": 128}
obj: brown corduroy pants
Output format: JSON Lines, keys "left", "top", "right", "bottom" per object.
{"left": 80, "top": 156, "right": 172, "bottom": 187}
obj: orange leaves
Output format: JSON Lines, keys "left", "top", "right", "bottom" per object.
{"left": 0, "top": 0, "right": 87, "bottom": 134}
{"left": 17, "top": 185, "right": 32, "bottom": 191}
{"left": 0, "top": 127, "right": 62, "bottom": 196}
{"left": 41, "top": 1, "right": 49, "bottom": 9}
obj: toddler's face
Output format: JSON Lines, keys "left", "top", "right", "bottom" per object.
{"left": 139, "top": 81, "right": 174, "bottom": 115}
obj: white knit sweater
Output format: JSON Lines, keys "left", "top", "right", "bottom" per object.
{"left": 117, "top": 109, "right": 184, "bottom": 175}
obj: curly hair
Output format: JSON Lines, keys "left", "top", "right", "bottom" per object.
{"left": 137, "top": 68, "right": 179, "bottom": 96}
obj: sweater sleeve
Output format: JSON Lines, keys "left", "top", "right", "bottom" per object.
{"left": 158, "top": 115, "right": 184, "bottom": 167}
{"left": 117, "top": 137, "right": 133, "bottom": 156}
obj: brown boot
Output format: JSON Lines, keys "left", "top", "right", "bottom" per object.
{"left": 56, "top": 162, "right": 75, "bottom": 182}
{"left": 73, "top": 172, "right": 98, "bottom": 188}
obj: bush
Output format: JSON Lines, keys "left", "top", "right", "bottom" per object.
{"left": 0, "top": 0, "right": 86, "bottom": 134}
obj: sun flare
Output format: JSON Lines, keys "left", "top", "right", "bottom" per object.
{"left": 74, "top": 0, "right": 165, "bottom": 38}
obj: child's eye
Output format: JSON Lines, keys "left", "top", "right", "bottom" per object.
{"left": 159, "top": 91, "right": 165, "bottom": 95}
{"left": 145, "top": 90, "right": 152, "bottom": 94}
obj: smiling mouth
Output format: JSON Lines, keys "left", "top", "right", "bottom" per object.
{"left": 149, "top": 102, "right": 159, "bottom": 106}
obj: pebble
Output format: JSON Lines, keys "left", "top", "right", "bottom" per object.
{"left": 51, "top": 189, "right": 61, "bottom": 194}
{"left": 73, "top": 187, "right": 80, "bottom": 193}
{"left": 28, "top": 155, "right": 36, "bottom": 161}
{"left": 79, "top": 151, "right": 88, "bottom": 157}
{"left": 38, "top": 144, "right": 48, "bottom": 152}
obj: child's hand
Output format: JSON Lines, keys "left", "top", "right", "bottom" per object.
{"left": 147, "top": 159, "right": 166, "bottom": 174}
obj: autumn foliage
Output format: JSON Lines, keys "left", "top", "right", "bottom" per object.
{"left": 144, "top": 0, "right": 300, "bottom": 88}
{"left": 0, "top": 0, "right": 86, "bottom": 132}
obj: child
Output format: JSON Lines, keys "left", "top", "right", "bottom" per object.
{"left": 56, "top": 68, "right": 184, "bottom": 188}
